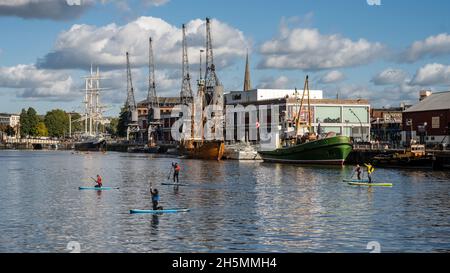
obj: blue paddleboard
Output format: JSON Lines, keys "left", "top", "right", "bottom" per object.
{"left": 130, "top": 208, "right": 190, "bottom": 214}
{"left": 79, "top": 187, "right": 119, "bottom": 190}
{"left": 161, "top": 183, "right": 190, "bottom": 186}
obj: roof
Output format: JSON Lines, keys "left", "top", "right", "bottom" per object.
{"left": 404, "top": 91, "right": 450, "bottom": 113}
{"left": 137, "top": 97, "right": 181, "bottom": 107}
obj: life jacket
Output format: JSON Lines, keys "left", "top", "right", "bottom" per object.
{"left": 174, "top": 165, "right": 181, "bottom": 172}
{"left": 365, "top": 164, "right": 374, "bottom": 174}
{"left": 151, "top": 190, "right": 160, "bottom": 202}
{"left": 97, "top": 176, "right": 102, "bottom": 185}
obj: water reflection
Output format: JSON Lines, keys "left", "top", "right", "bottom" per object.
{"left": 0, "top": 150, "right": 449, "bottom": 252}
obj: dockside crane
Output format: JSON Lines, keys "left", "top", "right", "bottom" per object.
{"left": 147, "top": 38, "right": 161, "bottom": 145}
{"left": 204, "top": 17, "right": 223, "bottom": 107}
{"left": 125, "top": 52, "right": 140, "bottom": 141}
{"left": 180, "top": 24, "right": 193, "bottom": 105}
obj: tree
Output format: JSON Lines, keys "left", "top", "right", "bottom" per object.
{"left": 44, "top": 109, "right": 69, "bottom": 138}
{"left": 27, "top": 107, "right": 40, "bottom": 137}
{"left": 36, "top": 122, "right": 48, "bottom": 137}
{"left": 19, "top": 108, "right": 29, "bottom": 137}
{"left": 117, "top": 106, "right": 128, "bottom": 138}
{"left": 5, "top": 125, "right": 16, "bottom": 137}
{"left": 70, "top": 113, "right": 83, "bottom": 134}
{"left": 20, "top": 107, "right": 40, "bottom": 137}
{"left": 106, "top": 118, "right": 119, "bottom": 136}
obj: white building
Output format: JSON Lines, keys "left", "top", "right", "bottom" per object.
{"left": 225, "top": 89, "right": 323, "bottom": 104}
{"left": 0, "top": 113, "right": 20, "bottom": 128}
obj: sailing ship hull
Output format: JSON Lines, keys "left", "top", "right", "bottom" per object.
{"left": 74, "top": 139, "right": 107, "bottom": 152}
{"left": 180, "top": 140, "right": 225, "bottom": 161}
{"left": 258, "top": 136, "right": 352, "bottom": 165}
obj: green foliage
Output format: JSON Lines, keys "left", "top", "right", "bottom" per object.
{"left": 19, "top": 107, "right": 40, "bottom": 137}
{"left": 106, "top": 117, "right": 119, "bottom": 136}
{"left": 44, "top": 109, "right": 69, "bottom": 138}
{"left": 70, "top": 113, "right": 83, "bottom": 134}
{"left": 117, "top": 106, "right": 128, "bottom": 138}
{"left": 37, "top": 122, "right": 48, "bottom": 137}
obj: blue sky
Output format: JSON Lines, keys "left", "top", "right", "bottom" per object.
{"left": 1, "top": 0, "right": 449, "bottom": 116}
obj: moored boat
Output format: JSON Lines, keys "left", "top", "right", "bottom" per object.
{"left": 259, "top": 136, "right": 352, "bottom": 165}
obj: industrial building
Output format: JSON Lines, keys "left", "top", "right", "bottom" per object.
{"left": 370, "top": 106, "right": 407, "bottom": 146}
{"left": 402, "top": 91, "right": 450, "bottom": 147}
{"left": 224, "top": 89, "right": 371, "bottom": 148}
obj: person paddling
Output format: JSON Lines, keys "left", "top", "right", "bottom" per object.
{"left": 172, "top": 162, "right": 181, "bottom": 183}
{"left": 355, "top": 164, "right": 362, "bottom": 180}
{"left": 150, "top": 183, "right": 162, "bottom": 210}
{"left": 364, "top": 163, "right": 375, "bottom": 183}
{"left": 94, "top": 174, "right": 103, "bottom": 188}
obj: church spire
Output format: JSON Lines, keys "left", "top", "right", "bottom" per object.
{"left": 243, "top": 50, "right": 251, "bottom": 91}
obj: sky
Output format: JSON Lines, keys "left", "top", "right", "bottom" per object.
{"left": 0, "top": 0, "right": 449, "bottom": 116}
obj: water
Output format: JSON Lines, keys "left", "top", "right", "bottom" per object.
{"left": 0, "top": 150, "right": 449, "bottom": 253}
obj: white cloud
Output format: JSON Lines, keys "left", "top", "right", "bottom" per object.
{"left": 258, "top": 23, "right": 384, "bottom": 70}
{"left": 37, "top": 17, "right": 249, "bottom": 72}
{"left": 319, "top": 70, "right": 345, "bottom": 84}
{"left": 371, "top": 68, "right": 408, "bottom": 85}
{"left": 0, "top": 0, "right": 170, "bottom": 20}
{"left": 0, "top": 64, "right": 77, "bottom": 100}
{"left": 411, "top": 63, "right": 450, "bottom": 86}
{"left": 0, "top": 0, "right": 93, "bottom": 20}
{"left": 257, "top": 75, "right": 292, "bottom": 89}
{"left": 399, "top": 33, "right": 450, "bottom": 63}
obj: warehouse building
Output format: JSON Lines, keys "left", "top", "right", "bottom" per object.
{"left": 402, "top": 91, "right": 450, "bottom": 147}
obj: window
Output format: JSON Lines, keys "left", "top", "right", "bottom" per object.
{"left": 343, "top": 107, "right": 369, "bottom": 123}
{"left": 232, "top": 94, "right": 242, "bottom": 100}
{"left": 316, "top": 106, "right": 341, "bottom": 123}
{"left": 321, "top": 126, "right": 342, "bottom": 135}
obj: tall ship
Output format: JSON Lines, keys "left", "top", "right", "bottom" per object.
{"left": 258, "top": 76, "right": 353, "bottom": 165}
{"left": 74, "top": 66, "right": 108, "bottom": 152}
{"left": 178, "top": 19, "right": 225, "bottom": 160}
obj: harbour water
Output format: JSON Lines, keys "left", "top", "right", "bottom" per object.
{"left": 0, "top": 150, "right": 449, "bottom": 253}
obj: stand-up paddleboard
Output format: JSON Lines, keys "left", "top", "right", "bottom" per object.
{"left": 130, "top": 208, "right": 190, "bottom": 214}
{"left": 79, "top": 187, "right": 119, "bottom": 190}
{"left": 347, "top": 182, "right": 393, "bottom": 187}
{"left": 161, "top": 183, "right": 190, "bottom": 186}
{"left": 343, "top": 179, "right": 369, "bottom": 183}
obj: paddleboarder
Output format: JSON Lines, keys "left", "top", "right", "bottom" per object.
{"left": 364, "top": 163, "right": 375, "bottom": 183}
{"left": 355, "top": 164, "right": 362, "bottom": 180}
{"left": 150, "top": 183, "right": 162, "bottom": 210}
{"left": 94, "top": 174, "right": 103, "bottom": 188}
{"left": 172, "top": 162, "right": 181, "bottom": 183}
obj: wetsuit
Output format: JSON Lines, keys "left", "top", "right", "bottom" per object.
{"left": 356, "top": 166, "right": 361, "bottom": 180}
{"left": 172, "top": 163, "right": 180, "bottom": 183}
{"left": 95, "top": 176, "right": 103, "bottom": 188}
{"left": 151, "top": 188, "right": 160, "bottom": 210}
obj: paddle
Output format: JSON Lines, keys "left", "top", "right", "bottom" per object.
{"left": 167, "top": 165, "right": 173, "bottom": 180}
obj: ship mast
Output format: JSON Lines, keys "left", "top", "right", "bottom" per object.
{"left": 295, "top": 75, "right": 313, "bottom": 137}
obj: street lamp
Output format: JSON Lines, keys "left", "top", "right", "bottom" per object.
{"left": 349, "top": 108, "right": 364, "bottom": 142}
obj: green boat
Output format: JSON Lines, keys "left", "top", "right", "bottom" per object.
{"left": 259, "top": 136, "right": 353, "bottom": 165}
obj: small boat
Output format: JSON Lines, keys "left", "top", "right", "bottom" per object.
{"left": 130, "top": 208, "right": 190, "bottom": 214}
{"left": 347, "top": 182, "right": 393, "bottom": 187}
{"left": 79, "top": 186, "right": 119, "bottom": 190}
